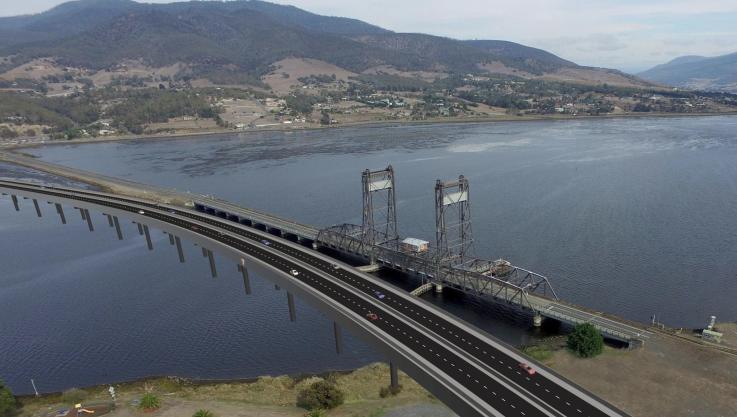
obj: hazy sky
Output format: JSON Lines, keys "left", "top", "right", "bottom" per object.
{"left": 2, "top": 0, "right": 737, "bottom": 72}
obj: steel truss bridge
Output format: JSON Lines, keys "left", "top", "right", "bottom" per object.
{"left": 316, "top": 166, "right": 649, "bottom": 344}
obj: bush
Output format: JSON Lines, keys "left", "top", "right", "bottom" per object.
{"left": 379, "top": 384, "right": 402, "bottom": 398}
{"left": 522, "top": 345, "right": 553, "bottom": 362}
{"left": 567, "top": 323, "right": 604, "bottom": 358}
{"left": 139, "top": 393, "right": 161, "bottom": 410}
{"left": 193, "top": 410, "right": 214, "bottom": 417}
{"left": 296, "top": 381, "right": 344, "bottom": 410}
{"left": 305, "top": 410, "right": 326, "bottom": 417}
{"left": 61, "top": 388, "right": 87, "bottom": 404}
{"left": 0, "top": 380, "right": 16, "bottom": 417}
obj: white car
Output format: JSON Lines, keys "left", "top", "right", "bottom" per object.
{"left": 290, "top": 269, "right": 300, "bottom": 276}
{"left": 138, "top": 210, "right": 145, "bottom": 214}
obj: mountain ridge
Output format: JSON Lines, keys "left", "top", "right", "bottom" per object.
{"left": 638, "top": 52, "right": 737, "bottom": 93}
{"left": 0, "top": 0, "right": 654, "bottom": 89}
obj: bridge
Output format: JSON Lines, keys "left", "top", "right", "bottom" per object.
{"left": 1, "top": 178, "right": 632, "bottom": 417}
{"left": 194, "top": 166, "right": 649, "bottom": 345}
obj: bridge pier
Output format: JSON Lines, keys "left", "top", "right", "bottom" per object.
{"left": 105, "top": 213, "right": 113, "bottom": 227}
{"left": 84, "top": 209, "right": 93, "bottom": 231}
{"left": 78, "top": 207, "right": 86, "bottom": 221}
{"left": 333, "top": 322, "right": 342, "bottom": 355}
{"left": 201, "top": 247, "right": 207, "bottom": 257}
{"left": 434, "top": 283, "right": 443, "bottom": 293}
{"left": 55, "top": 203, "right": 66, "bottom": 224}
{"left": 238, "top": 260, "right": 251, "bottom": 295}
{"left": 113, "top": 216, "right": 123, "bottom": 240}
{"left": 168, "top": 233, "right": 175, "bottom": 245}
{"left": 11, "top": 194, "right": 19, "bottom": 211}
{"left": 206, "top": 249, "right": 217, "bottom": 278}
{"left": 275, "top": 284, "right": 280, "bottom": 290}
{"left": 389, "top": 361, "right": 399, "bottom": 389}
{"left": 533, "top": 312, "right": 543, "bottom": 327}
{"left": 287, "top": 291, "right": 296, "bottom": 322}
{"left": 175, "top": 236, "right": 185, "bottom": 263}
{"left": 32, "top": 199, "right": 42, "bottom": 217}
{"left": 143, "top": 225, "right": 152, "bottom": 250}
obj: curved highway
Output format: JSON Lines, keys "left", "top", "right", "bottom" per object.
{"left": 0, "top": 180, "right": 630, "bottom": 417}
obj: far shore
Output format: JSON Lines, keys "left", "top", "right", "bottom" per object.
{"left": 4, "top": 110, "right": 737, "bottom": 151}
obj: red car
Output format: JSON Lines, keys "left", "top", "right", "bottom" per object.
{"left": 519, "top": 363, "right": 536, "bottom": 375}
{"left": 366, "top": 312, "right": 379, "bottom": 321}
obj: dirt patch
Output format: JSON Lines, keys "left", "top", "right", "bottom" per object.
{"left": 262, "top": 58, "right": 356, "bottom": 95}
{"left": 541, "top": 67, "right": 650, "bottom": 88}
{"left": 543, "top": 334, "right": 737, "bottom": 417}
{"left": 0, "top": 58, "right": 70, "bottom": 81}
{"left": 361, "top": 65, "right": 447, "bottom": 82}
{"left": 477, "top": 61, "right": 535, "bottom": 78}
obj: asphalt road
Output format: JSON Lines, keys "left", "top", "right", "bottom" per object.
{"left": 1, "top": 181, "right": 629, "bottom": 417}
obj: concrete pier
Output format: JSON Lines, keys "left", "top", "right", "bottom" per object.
{"left": 390, "top": 361, "right": 399, "bottom": 388}
{"left": 168, "top": 233, "right": 175, "bottom": 245}
{"left": 113, "top": 216, "right": 123, "bottom": 240}
{"left": 207, "top": 249, "right": 217, "bottom": 278}
{"left": 55, "top": 203, "right": 66, "bottom": 224}
{"left": 136, "top": 222, "right": 143, "bottom": 235}
{"left": 275, "top": 284, "right": 280, "bottom": 290}
{"left": 11, "top": 195, "right": 19, "bottom": 211}
{"left": 201, "top": 247, "right": 207, "bottom": 257}
{"left": 533, "top": 312, "right": 543, "bottom": 327}
{"left": 106, "top": 214, "right": 114, "bottom": 227}
{"left": 32, "top": 199, "right": 42, "bottom": 217}
{"left": 434, "top": 283, "right": 443, "bottom": 293}
{"left": 78, "top": 207, "right": 86, "bottom": 220}
{"left": 287, "top": 292, "right": 296, "bottom": 322}
{"left": 143, "top": 225, "right": 153, "bottom": 250}
{"left": 238, "top": 261, "right": 252, "bottom": 295}
{"left": 175, "top": 236, "right": 185, "bottom": 263}
{"left": 334, "top": 322, "right": 343, "bottom": 355}
{"left": 84, "top": 209, "right": 93, "bottom": 231}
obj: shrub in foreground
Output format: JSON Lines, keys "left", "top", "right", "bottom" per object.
{"left": 0, "top": 380, "right": 16, "bottom": 417}
{"left": 567, "top": 323, "right": 604, "bottom": 358}
{"left": 139, "top": 393, "right": 161, "bottom": 410}
{"left": 193, "top": 410, "right": 214, "bottom": 417}
{"left": 296, "top": 380, "right": 344, "bottom": 410}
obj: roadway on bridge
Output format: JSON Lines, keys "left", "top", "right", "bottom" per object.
{"left": 1, "top": 180, "right": 629, "bottom": 417}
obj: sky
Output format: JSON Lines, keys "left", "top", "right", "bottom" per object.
{"left": 2, "top": 0, "right": 737, "bottom": 72}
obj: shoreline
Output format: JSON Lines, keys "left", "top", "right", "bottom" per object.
{"left": 5, "top": 110, "right": 737, "bottom": 150}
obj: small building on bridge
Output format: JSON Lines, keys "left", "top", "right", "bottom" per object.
{"left": 401, "top": 237, "right": 429, "bottom": 253}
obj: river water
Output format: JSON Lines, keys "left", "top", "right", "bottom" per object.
{"left": 2, "top": 116, "right": 737, "bottom": 394}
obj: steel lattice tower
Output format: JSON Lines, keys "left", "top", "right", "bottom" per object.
{"left": 361, "top": 165, "right": 398, "bottom": 246}
{"left": 435, "top": 175, "right": 474, "bottom": 265}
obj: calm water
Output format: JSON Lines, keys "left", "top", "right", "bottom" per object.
{"left": 2, "top": 116, "right": 737, "bottom": 394}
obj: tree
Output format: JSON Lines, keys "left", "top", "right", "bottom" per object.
{"left": 567, "top": 323, "right": 604, "bottom": 358}
{"left": 296, "top": 381, "right": 344, "bottom": 410}
{"left": 320, "top": 111, "right": 330, "bottom": 125}
{"left": 0, "top": 379, "right": 16, "bottom": 417}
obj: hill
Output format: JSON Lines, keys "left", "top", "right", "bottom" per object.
{"left": 638, "top": 52, "right": 737, "bottom": 93}
{"left": 0, "top": 0, "right": 655, "bottom": 89}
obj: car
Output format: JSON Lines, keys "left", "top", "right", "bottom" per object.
{"left": 261, "top": 240, "right": 271, "bottom": 246}
{"left": 332, "top": 263, "right": 340, "bottom": 270}
{"left": 366, "top": 312, "right": 378, "bottom": 321}
{"left": 290, "top": 269, "right": 299, "bottom": 276}
{"left": 519, "top": 363, "right": 536, "bottom": 375}
{"left": 374, "top": 290, "right": 386, "bottom": 300}
{"left": 137, "top": 210, "right": 145, "bottom": 214}
{"left": 190, "top": 225, "right": 199, "bottom": 231}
